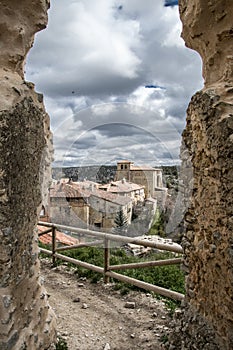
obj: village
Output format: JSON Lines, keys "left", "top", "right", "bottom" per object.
{"left": 40, "top": 161, "right": 167, "bottom": 231}
{"left": 38, "top": 161, "right": 171, "bottom": 253}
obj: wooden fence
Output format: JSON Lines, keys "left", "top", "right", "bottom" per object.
{"left": 38, "top": 221, "right": 184, "bottom": 301}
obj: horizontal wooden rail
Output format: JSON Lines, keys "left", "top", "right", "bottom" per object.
{"left": 38, "top": 228, "right": 53, "bottom": 236}
{"left": 55, "top": 253, "right": 104, "bottom": 274}
{"left": 38, "top": 222, "right": 184, "bottom": 301}
{"left": 40, "top": 247, "right": 104, "bottom": 274}
{"left": 56, "top": 240, "right": 104, "bottom": 252}
{"left": 105, "top": 271, "right": 184, "bottom": 301}
{"left": 38, "top": 221, "right": 183, "bottom": 254}
{"left": 40, "top": 247, "right": 53, "bottom": 255}
{"left": 39, "top": 248, "right": 184, "bottom": 301}
{"left": 109, "top": 257, "right": 183, "bottom": 271}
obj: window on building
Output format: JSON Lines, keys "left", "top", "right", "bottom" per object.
{"left": 124, "top": 165, "right": 127, "bottom": 169}
{"left": 40, "top": 206, "right": 45, "bottom": 216}
{"left": 121, "top": 164, "right": 124, "bottom": 169}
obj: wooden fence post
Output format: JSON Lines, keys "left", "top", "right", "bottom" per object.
{"left": 52, "top": 226, "right": 56, "bottom": 267}
{"left": 104, "top": 237, "right": 110, "bottom": 284}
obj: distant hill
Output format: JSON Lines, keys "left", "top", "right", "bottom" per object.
{"left": 52, "top": 165, "right": 117, "bottom": 184}
{"left": 52, "top": 164, "right": 180, "bottom": 187}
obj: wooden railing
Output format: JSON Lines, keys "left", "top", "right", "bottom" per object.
{"left": 38, "top": 221, "right": 184, "bottom": 301}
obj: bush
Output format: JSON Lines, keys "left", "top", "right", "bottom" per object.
{"left": 148, "top": 209, "right": 166, "bottom": 237}
{"left": 56, "top": 336, "right": 68, "bottom": 350}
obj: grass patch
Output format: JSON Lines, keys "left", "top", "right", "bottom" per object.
{"left": 40, "top": 242, "right": 184, "bottom": 311}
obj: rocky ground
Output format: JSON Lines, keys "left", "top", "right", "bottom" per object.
{"left": 40, "top": 259, "right": 173, "bottom": 350}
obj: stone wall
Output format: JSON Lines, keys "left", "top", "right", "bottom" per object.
{"left": 0, "top": 1, "right": 56, "bottom": 349}
{"left": 168, "top": 1, "right": 233, "bottom": 349}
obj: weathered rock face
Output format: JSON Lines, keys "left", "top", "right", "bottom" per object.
{"left": 179, "top": 0, "right": 233, "bottom": 88}
{"left": 168, "top": 1, "right": 233, "bottom": 349}
{"left": 0, "top": 1, "right": 56, "bottom": 349}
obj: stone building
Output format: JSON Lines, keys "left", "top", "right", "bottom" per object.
{"left": 49, "top": 181, "right": 90, "bottom": 228}
{"left": 99, "top": 179, "right": 145, "bottom": 205}
{"left": 49, "top": 180, "right": 132, "bottom": 230}
{"left": 88, "top": 188, "right": 132, "bottom": 230}
{"left": 115, "top": 160, "right": 167, "bottom": 205}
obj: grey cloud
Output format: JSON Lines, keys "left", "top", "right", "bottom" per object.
{"left": 92, "top": 123, "right": 151, "bottom": 138}
{"left": 26, "top": 0, "right": 202, "bottom": 167}
{"left": 54, "top": 118, "right": 182, "bottom": 168}
{"left": 27, "top": 0, "right": 202, "bottom": 100}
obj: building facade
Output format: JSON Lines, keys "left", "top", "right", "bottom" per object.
{"left": 115, "top": 161, "right": 166, "bottom": 201}
{"left": 48, "top": 180, "right": 132, "bottom": 231}
{"left": 99, "top": 179, "right": 145, "bottom": 205}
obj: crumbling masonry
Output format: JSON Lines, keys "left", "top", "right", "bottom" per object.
{"left": 0, "top": 1, "right": 56, "bottom": 349}
{"left": 168, "top": 1, "right": 233, "bottom": 349}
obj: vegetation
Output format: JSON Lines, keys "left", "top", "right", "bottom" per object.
{"left": 56, "top": 336, "right": 68, "bottom": 350}
{"left": 40, "top": 243, "right": 184, "bottom": 312}
{"left": 161, "top": 165, "right": 179, "bottom": 192}
{"left": 113, "top": 209, "right": 128, "bottom": 235}
{"left": 52, "top": 165, "right": 117, "bottom": 183}
{"left": 148, "top": 209, "right": 166, "bottom": 237}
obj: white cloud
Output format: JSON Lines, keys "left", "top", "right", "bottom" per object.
{"left": 27, "top": 0, "right": 142, "bottom": 97}
{"left": 26, "top": 0, "right": 203, "bottom": 167}
{"left": 91, "top": 103, "right": 117, "bottom": 116}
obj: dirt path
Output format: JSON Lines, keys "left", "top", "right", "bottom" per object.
{"left": 40, "top": 259, "right": 172, "bottom": 350}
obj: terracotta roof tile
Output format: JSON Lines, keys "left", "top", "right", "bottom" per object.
{"left": 50, "top": 180, "right": 131, "bottom": 206}
{"left": 37, "top": 225, "right": 79, "bottom": 246}
{"left": 99, "top": 180, "right": 144, "bottom": 193}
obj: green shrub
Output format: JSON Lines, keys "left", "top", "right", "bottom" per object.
{"left": 56, "top": 336, "right": 68, "bottom": 350}
{"left": 148, "top": 209, "right": 166, "bottom": 237}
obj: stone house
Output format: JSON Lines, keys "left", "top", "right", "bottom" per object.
{"left": 48, "top": 180, "right": 132, "bottom": 230}
{"left": 99, "top": 179, "right": 145, "bottom": 206}
{"left": 49, "top": 181, "right": 90, "bottom": 228}
{"left": 87, "top": 188, "right": 132, "bottom": 230}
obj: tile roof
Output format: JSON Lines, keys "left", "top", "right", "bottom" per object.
{"left": 90, "top": 190, "right": 132, "bottom": 206}
{"left": 73, "top": 180, "right": 100, "bottom": 188}
{"left": 50, "top": 180, "right": 131, "bottom": 206}
{"left": 37, "top": 225, "right": 79, "bottom": 246}
{"left": 50, "top": 182, "right": 91, "bottom": 199}
{"left": 99, "top": 180, "right": 144, "bottom": 193}
{"left": 130, "top": 165, "right": 160, "bottom": 171}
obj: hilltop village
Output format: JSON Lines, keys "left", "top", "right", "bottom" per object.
{"left": 41, "top": 161, "right": 167, "bottom": 235}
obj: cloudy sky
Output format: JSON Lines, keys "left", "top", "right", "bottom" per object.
{"left": 26, "top": 0, "right": 203, "bottom": 168}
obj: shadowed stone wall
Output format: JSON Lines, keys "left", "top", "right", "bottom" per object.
{"left": 0, "top": 1, "right": 56, "bottom": 349}
{"left": 168, "top": 1, "right": 233, "bottom": 349}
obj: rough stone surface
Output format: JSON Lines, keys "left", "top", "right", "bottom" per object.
{"left": 179, "top": 0, "right": 233, "bottom": 88}
{"left": 168, "top": 1, "right": 233, "bottom": 349}
{"left": 0, "top": 0, "right": 56, "bottom": 349}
